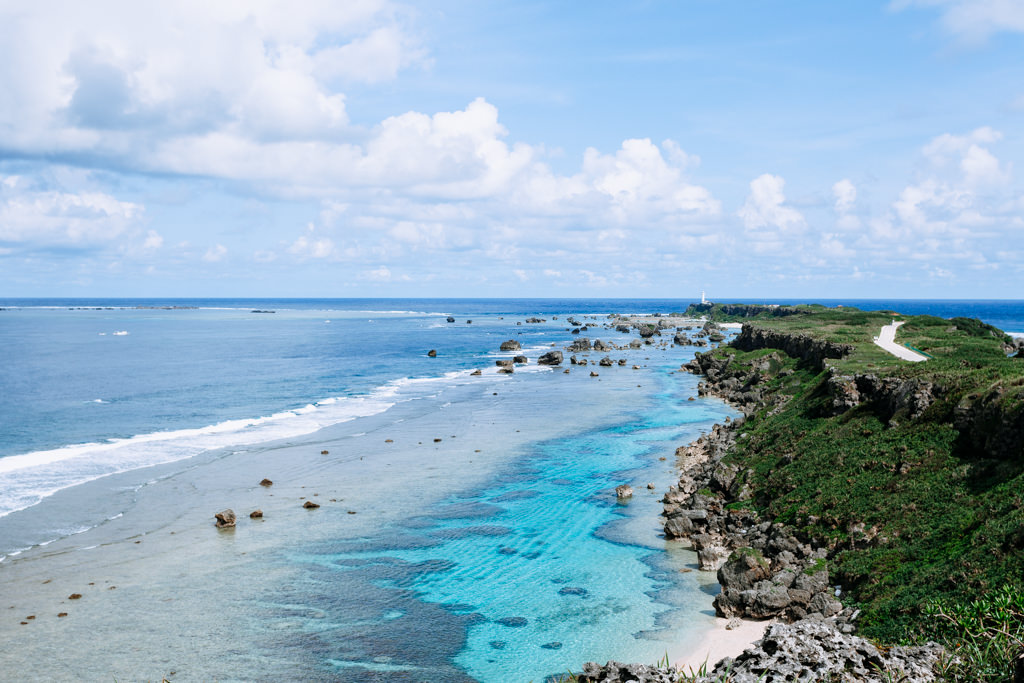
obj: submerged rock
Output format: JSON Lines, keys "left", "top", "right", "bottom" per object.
{"left": 615, "top": 484, "right": 633, "bottom": 499}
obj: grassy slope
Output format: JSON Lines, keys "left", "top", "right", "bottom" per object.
{"left": 702, "top": 306, "right": 1024, "bottom": 643}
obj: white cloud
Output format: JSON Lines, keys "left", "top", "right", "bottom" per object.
{"left": 0, "top": 1, "right": 425, "bottom": 152}
{"left": 833, "top": 179, "right": 857, "bottom": 213}
{"left": 143, "top": 230, "right": 163, "bottom": 249}
{"left": 203, "top": 244, "right": 227, "bottom": 262}
{"left": 0, "top": 177, "right": 143, "bottom": 248}
{"left": 893, "top": 0, "right": 1024, "bottom": 42}
{"left": 737, "top": 173, "right": 805, "bottom": 232}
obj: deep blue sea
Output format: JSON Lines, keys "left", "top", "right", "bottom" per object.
{"left": 1, "top": 298, "right": 1022, "bottom": 681}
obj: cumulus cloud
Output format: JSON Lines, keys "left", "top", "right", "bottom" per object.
{"left": 203, "top": 244, "right": 227, "bottom": 262}
{"left": 737, "top": 174, "right": 805, "bottom": 232}
{"left": 0, "top": 175, "right": 144, "bottom": 249}
{"left": 833, "top": 179, "right": 857, "bottom": 213}
{"left": 893, "top": 0, "right": 1024, "bottom": 42}
{"left": 0, "top": 0, "right": 426, "bottom": 153}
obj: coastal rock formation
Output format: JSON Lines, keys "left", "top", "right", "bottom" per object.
{"left": 537, "top": 350, "right": 563, "bottom": 365}
{"left": 615, "top": 484, "right": 633, "bottom": 499}
{"left": 259, "top": 478, "right": 273, "bottom": 486}
{"left": 303, "top": 500, "right": 320, "bottom": 509}
{"left": 250, "top": 509, "right": 263, "bottom": 519}
{"left": 568, "top": 338, "right": 592, "bottom": 352}
{"left": 599, "top": 356, "right": 613, "bottom": 367}
{"left": 446, "top": 316, "right": 456, "bottom": 323}
{"left": 577, "top": 620, "right": 944, "bottom": 683}
{"left": 427, "top": 349, "right": 437, "bottom": 357}
{"left": 500, "top": 340, "right": 521, "bottom": 351}
{"left": 731, "top": 325, "right": 852, "bottom": 369}
{"left": 513, "top": 355, "right": 528, "bottom": 364}
{"left": 215, "top": 509, "right": 236, "bottom": 528}
{"left": 593, "top": 339, "right": 612, "bottom": 351}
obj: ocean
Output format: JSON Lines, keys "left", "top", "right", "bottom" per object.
{"left": 1, "top": 298, "right": 1022, "bottom": 682}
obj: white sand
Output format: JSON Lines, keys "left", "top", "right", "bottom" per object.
{"left": 674, "top": 618, "right": 772, "bottom": 674}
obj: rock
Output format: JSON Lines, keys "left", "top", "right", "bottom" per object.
{"left": 563, "top": 368, "right": 570, "bottom": 374}
{"left": 629, "top": 339, "right": 643, "bottom": 349}
{"left": 647, "top": 483, "right": 655, "bottom": 489}
{"left": 537, "top": 350, "right": 564, "bottom": 365}
{"left": 525, "top": 317, "right": 544, "bottom": 323}
{"left": 568, "top": 338, "right": 592, "bottom": 352}
{"left": 215, "top": 509, "right": 237, "bottom": 528}
{"left": 496, "top": 359, "right": 514, "bottom": 367}
{"left": 590, "top": 371, "right": 599, "bottom": 377}
{"left": 470, "top": 369, "right": 482, "bottom": 375}
{"left": 320, "top": 449, "right": 329, "bottom": 455}
{"left": 259, "top": 478, "right": 273, "bottom": 487}
{"left": 68, "top": 593, "right": 82, "bottom": 600}
{"left": 707, "top": 619, "right": 945, "bottom": 683}
{"left": 638, "top": 324, "right": 658, "bottom": 338}
{"left": 303, "top": 500, "right": 320, "bottom": 509}
{"left": 541, "top": 642, "right": 563, "bottom": 650}
{"left": 513, "top": 355, "right": 528, "bottom": 364}
{"left": 427, "top": 349, "right": 437, "bottom": 357}
{"left": 593, "top": 339, "right": 611, "bottom": 351}
{"left": 446, "top": 316, "right": 456, "bottom": 323}
{"left": 250, "top": 509, "right": 263, "bottom": 519}
{"left": 599, "top": 356, "right": 613, "bottom": 367}
{"left": 618, "top": 358, "right": 627, "bottom": 365}
{"left": 500, "top": 340, "right": 522, "bottom": 351}
{"left": 616, "top": 484, "right": 633, "bottom": 499}
{"left": 673, "top": 332, "right": 691, "bottom": 345}
{"left": 498, "top": 367, "right": 514, "bottom": 374}
{"left": 495, "top": 616, "right": 528, "bottom": 627}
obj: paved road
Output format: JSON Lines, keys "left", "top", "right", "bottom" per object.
{"left": 873, "top": 321, "right": 928, "bottom": 362}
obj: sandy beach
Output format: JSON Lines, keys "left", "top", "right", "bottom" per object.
{"left": 675, "top": 617, "right": 771, "bottom": 674}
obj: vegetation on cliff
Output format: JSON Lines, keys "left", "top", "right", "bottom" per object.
{"left": 696, "top": 304, "right": 1023, "bottom": 678}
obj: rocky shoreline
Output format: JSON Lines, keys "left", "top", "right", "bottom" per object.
{"left": 579, "top": 323, "right": 949, "bottom": 682}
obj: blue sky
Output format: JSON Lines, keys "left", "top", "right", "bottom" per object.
{"left": 1, "top": 0, "right": 1022, "bottom": 298}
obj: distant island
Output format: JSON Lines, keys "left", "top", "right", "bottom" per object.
{"left": 578, "top": 304, "right": 1024, "bottom": 683}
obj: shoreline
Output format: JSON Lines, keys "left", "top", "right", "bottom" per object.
{"left": 0, "top": 314, "right": 738, "bottom": 682}
{"left": 674, "top": 618, "right": 772, "bottom": 674}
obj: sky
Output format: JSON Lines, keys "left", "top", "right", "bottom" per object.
{"left": 1, "top": 0, "right": 1023, "bottom": 299}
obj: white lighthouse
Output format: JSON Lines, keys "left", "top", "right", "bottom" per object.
{"left": 701, "top": 289, "right": 707, "bottom": 304}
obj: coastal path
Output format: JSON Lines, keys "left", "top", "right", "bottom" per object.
{"left": 873, "top": 321, "right": 928, "bottom": 362}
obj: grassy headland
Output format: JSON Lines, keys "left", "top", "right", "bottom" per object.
{"left": 684, "top": 303, "right": 1024, "bottom": 677}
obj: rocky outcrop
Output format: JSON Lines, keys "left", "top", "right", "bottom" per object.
{"left": 578, "top": 619, "right": 943, "bottom": 683}
{"left": 615, "top": 485, "right": 633, "bottom": 499}
{"left": 537, "top": 350, "right": 563, "bottom": 365}
{"left": 500, "top": 340, "right": 521, "bottom": 351}
{"left": 826, "top": 372, "right": 941, "bottom": 420}
{"left": 686, "top": 303, "right": 803, "bottom": 320}
{"left": 568, "top": 338, "right": 592, "bottom": 352}
{"left": 732, "top": 324, "right": 853, "bottom": 370}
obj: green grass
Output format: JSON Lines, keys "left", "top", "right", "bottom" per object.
{"left": 693, "top": 304, "right": 1024, "bottom": 658}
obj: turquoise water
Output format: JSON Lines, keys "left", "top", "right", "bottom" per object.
{"left": 3, "top": 298, "right": 1020, "bottom": 681}
{"left": 272, "top": 360, "right": 731, "bottom": 682}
